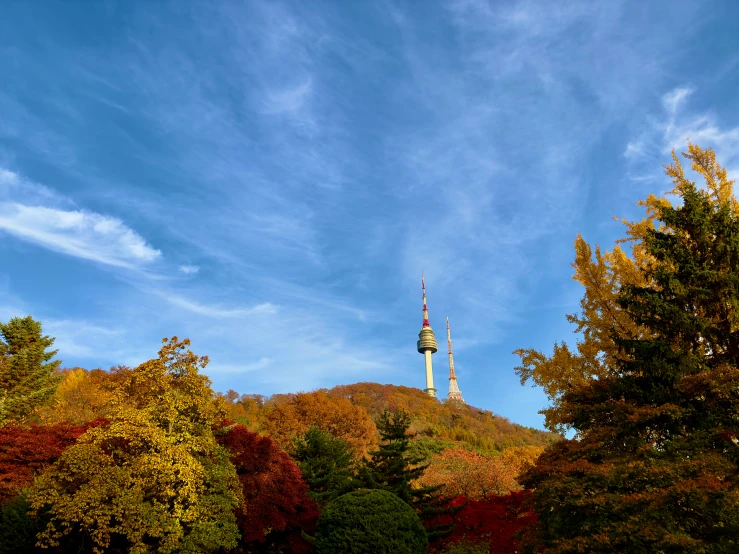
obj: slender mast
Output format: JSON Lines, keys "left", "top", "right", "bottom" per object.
{"left": 422, "top": 273, "right": 430, "bottom": 327}
{"left": 446, "top": 317, "right": 464, "bottom": 403}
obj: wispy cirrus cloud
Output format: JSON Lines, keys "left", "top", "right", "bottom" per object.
{"left": 0, "top": 202, "right": 161, "bottom": 269}
{"left": 44, "top": 319, "right": 125, "bottom": 360}
{"left": 0, "top": 168, "right": 161, "bottom": 270}
{"left": 178, "top": 264, "right": 199, "bottom": 275}
{"left": 262, "top": 79, "right": 313, "bottom": 115}
{"left": 208, "top": 357, "right": 273, "bottom": 374}
{"left": 663, "top": 86, "right": 695, "bottom": 117}
{"left": 0, "top": 168, "right": 71, "bottom": 206}
{"left": 160, "top": 293, "right": 278, "bottom": 319}
{"left": 626, "top": 85, "right": 739, "bottom": 181}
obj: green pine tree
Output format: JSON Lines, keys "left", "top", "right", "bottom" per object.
{"left": 522, "top": 145, "right": 739, "bottom": 553}
{"left": 0, "top": 316, "right": 61, "bottom": 425}
{"left": 292, "top": 426, "right": 356, "bottom": 506}
{"left": 359, "top": 409, "right": 457, "bottom": 541}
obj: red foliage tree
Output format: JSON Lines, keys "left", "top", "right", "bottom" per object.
{"left": 216, "top": 423, "right": 319, "bottom": 553}
{"left": 430, "top": 492, "right": 537, "bottom": 554}
{"left": 0, "top": 421, "right": 106, "bottom": 505}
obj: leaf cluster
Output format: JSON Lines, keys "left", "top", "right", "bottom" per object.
{"left": 262, "top": 391, "right": 377, "bottom": 456}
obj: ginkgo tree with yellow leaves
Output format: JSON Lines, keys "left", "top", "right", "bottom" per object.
{"left": 514, "top": 144, "right": 738, "bottom": 433}
{"left": 28, "top": 337, "right": 242, "bottom": 554}
{"left": 520, "top": 144, "right": 739, "bottom": 552}
{"left": 513, "top": 235, "right": 652, "bottom": 433}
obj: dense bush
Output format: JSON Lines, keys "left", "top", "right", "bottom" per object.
{"left": 315, "top": 489, "right": 428, "bottom": 554}
{"left": 0, "top": 495, "right": 40, "bottom": 554}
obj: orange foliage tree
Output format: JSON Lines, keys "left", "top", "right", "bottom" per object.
{"left": 35, "top": 368, "right": 118, "bottom": 425}
{"left": 499, "top": 445, "right": 544, "bottom": 479}
{"left": 417, "top": 448, "right": 519, "bottom": 500}
{"left": 217, "top": 391, "right": 264, "bottom": 431}
{"left": 263, "top": 391, "right": 376, "bottom": 455}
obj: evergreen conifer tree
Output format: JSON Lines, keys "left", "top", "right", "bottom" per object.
{"left": 292, "top": 426, "right": 355, "bottom": 506}
{"left": 360, "top": 409, "right": 457, "bottom": 541}
{"left": 522, "top": 145, "right": 739, "bottom": 552}
{"left": 0, "top": 316, "right": 61, "bottom": 425}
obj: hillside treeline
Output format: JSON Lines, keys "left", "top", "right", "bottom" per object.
{"left": 0, "top": 329, "right": 546, "bottom": 553}
{"left": 220, "top": 382, "right": 554, "bottom": 455}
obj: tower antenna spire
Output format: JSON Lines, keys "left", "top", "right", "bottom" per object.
{"left": 417, "top": 272, "right": 438, "bottom": 398}
{"left": 446, "top": 317, "right": 465, "bottom": 403}
{"left": 422, "top": 271, "right": 430, "bottom": 328}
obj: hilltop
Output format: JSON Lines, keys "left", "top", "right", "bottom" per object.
{"left": 326, "top": 382, "right": 556, "bottom": 452}
{"left": 222, "top": 382, "right": 557, "bottom": 457}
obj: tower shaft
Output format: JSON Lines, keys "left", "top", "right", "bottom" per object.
{"left": 424, "top": 350, "right": 435, "bottom": 395}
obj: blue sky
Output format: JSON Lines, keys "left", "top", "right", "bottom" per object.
{"left": 2, "top": 1, "right": 739, "bottom": 430}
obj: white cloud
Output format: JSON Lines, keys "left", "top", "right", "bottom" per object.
{"left": 262, "top": 79, "right": 313, "bottom": 114}
{"left": 0, "top": 169, "right": 19, "bottom": 185}
{"left": 624, "top": 140, "right": 647, "bottom": 159}
{"left": 208, "top": 357, "right": 273, "bottom": 374}
{"left": 0, "top": 168, "right": 71, "bottom": 206}
{"left": 626, "top": 85, "right": 739, "bottom": 182}
{"left": 161, "top": 293, "right": 278, "bottom": 318}
{"left": 663, "top": 113, "right": 739, "bottom": 157}
{"left": 662, "top": 86, "right": 694, "bottom": 116}
{"left": 44, "top": 319, "right": 125, "bottom": 360}
{"left": 179, "top": 264, "right": 200, "bottom": 275}
{"left": 0, "top": 203, "right": 161, "bottom": 268}
{"left": 0, "top": 304, "right": 26, "bottom": 322}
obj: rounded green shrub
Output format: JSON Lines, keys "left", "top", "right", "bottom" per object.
{"left": 0, "top": 495, "right": 43, "bottom": 554}
{"left": 315, "top": 489, "right": 428, "bottom": 554}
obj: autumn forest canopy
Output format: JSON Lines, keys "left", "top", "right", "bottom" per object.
{"left": 3, "top": 144, "right": 739, "bottom": 553}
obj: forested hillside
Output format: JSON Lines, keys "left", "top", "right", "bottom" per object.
{"left": 328, "top": 383, "right": 554, "bottom": 451}
{"left": 218, "top": 382, "right": 554, "bottom": 457}
{"left": 1, "top": 340, "right": 550, "bottom": 554}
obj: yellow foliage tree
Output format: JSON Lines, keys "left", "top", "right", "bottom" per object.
{"left": 35, "top": 368, "right": 116, "bottom": 425}
{"left": 218, "top": 391, "right": 264, "bottom": 430}
{"left": 513, "top": 143, "right": 733, "bottom": 433}
{"left": 498, "top": 445, "right": 544, "bottom": 480}
{"left": 28, "top": 337, "right": 242, "bottom": 554}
